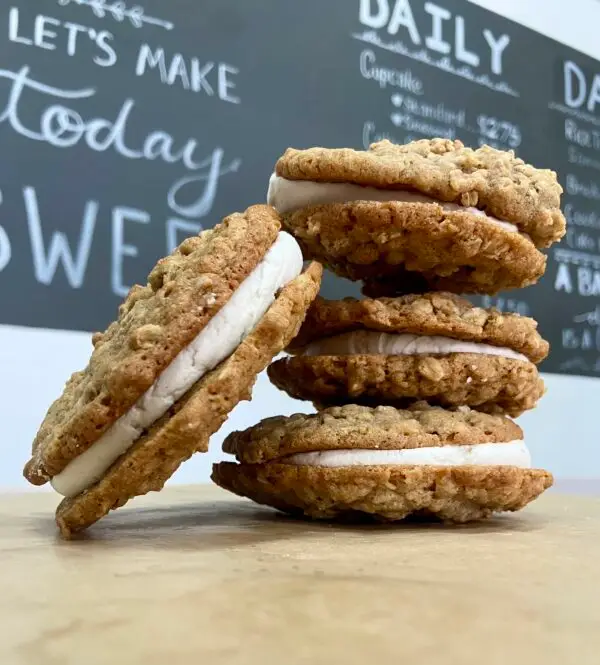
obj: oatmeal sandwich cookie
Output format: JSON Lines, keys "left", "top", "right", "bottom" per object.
{"left": 267, "top": 138, "right": 566, "bottom": 295}
{"left": 23, "top": 205, "right": 322, "bottom": 537}
{"left": 268, "top": 293, "right": 547, "bottom": 416}
{"left": 212, "top": 404, "right": 553, "bottom": 523}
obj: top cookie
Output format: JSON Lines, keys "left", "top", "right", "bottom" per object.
{"left": 222, "top": 403, "right": 523, "bottom": 464}
{"left": 287, "top": 292, "right": 549, "bottom": 364}
{"left": 275, "top": 139, "right": 565, "bottom": 247}
{"left": 25, "top": 205, "right": 282, "bottom": 485}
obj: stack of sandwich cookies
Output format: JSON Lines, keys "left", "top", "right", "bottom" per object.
{"left": 267, "top": 138, "right": 565, "bottom": 295}
{"left": 268, "top": 293, "right": 547, "bottom": 417}
{"left": 23, "top": 205, "right": 322, "bottom": 537}
{"left": 212, "top": 404, "right": 553, "bottom": 523}
{"left": 212, "top": 138, "right": 565, "bottom": 523}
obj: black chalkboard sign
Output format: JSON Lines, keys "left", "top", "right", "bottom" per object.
{"left": 1, "top": 0, "right": 599, "bottom": 376}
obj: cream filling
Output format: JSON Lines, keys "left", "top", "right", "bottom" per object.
{"left": 300, "top": 331, "right": 528, "bottom": 362}
{"left": 283, "top": 441, "right": 530, "bottom": 468}
{"left": 267, "top": 173, "right": 519, "bottom": 234}
{"left": 51, "top": 232, "right": 304, "bottom": 498}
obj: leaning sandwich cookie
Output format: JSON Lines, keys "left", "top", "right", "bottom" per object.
{"left": 212, "top": 404, "right": 553, "bottom": 523}
{"left": 23, "top": 205, "right": 322, "bottom": 537}
{"left": 267, "top": 138, "right": 566, "bottom": 295}
{"left": 268, "top": 293, "right": 547, "bottom": 417}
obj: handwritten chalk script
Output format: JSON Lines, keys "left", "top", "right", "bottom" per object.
{"left": 0, "top": 5, "right": 242, "bottom": 298}
{"left": 0, "top": 65, "right": 240, "bottom": 224}
{"left": 57, "top": 0, "right": 174, "bottom": 31}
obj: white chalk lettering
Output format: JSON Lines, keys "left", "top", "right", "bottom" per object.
{"left": 24, "top": 186, "right": 97, "bottom": 288}
{"left": 564, "top": 60, "right": 600, "bottom": 113}
{"left": 480, "top": 296, "right": 530, "bottom": 316}
{"left": 483, "top": 30, "right": 510, "bottom": 76}
{"left": 34, "top": 15, "right": 60, "bottom": 50}
{"left": 218, "top": 64, "right": 240, "bottom": 104}
{"left": 387, "top": 0, "right": 420, "bottom": 42}
{"left": 578, "top": 267, "right": 600, "bottom": 296}
{"left": 359, "top": 0, "right": 390, "bottom": 30}
{"left": 135, "top": 44, "right": 167, "bottom": 78}
{"left": 455, "top": 15, "right": 478, "bottom": 67}
{"left": 168, "top": 53, "right": 191, "bottom": 89}
{"left": 358, "top": 0, "right": 511, "bottom": 76}
{"left": 135, "top": 44, "right": 239, "bottom": 102}
{"left": 84, "top": 99, "right": 142, "bottom": 159}
{"left": 111, "top": 207, "right": 150, "bottom": 297}
{"left": 359, "top": 49, "right": 423, "bottom": 93}
{"left": 0, "top": 224, "right": 10, "bottom": 272}
{"left": 0, "top": 67, "right": 211, "bottom": 167}
{"left": 424, "top": 3, "right": 451, "bottom": 54}
{"left": 555, "top": 263, "right": 573, "bottom": 293}
{"left": 565, "top": 204, "right": 600, "bottom": 230}
{"left": 64, "top": 21, "right": 87, "bottom": 56}
{"left": 562, "top": 328, "right": 594, "bottom": 351}
{"left": 8, "top": 7, "right": 32, "bottom": 46}
{"left": 564, "top": 61, "right": 587, "bottom": 109}
{"left": 0, "top": 67, "right": 240, "bottom": 227}
{"left": 566, "top": 227, "right": 596, "bottom": 252}
{"left": 41, "top": 104, "right": 85, "bottom": 148}
{"left": 8, "top": 9, "right": 118, "bottom": 65}
{"left": 94, "top": 31, "right": 117, "bottom": 67}
{"left": 565, "top": 119, "right": 593, "bottom": 148}
{"left": 0, "top": 67, "right": 95, "bottom": 142}
{"left": 589, "top": 77, "right": 600, "bottom": 114}
{"left": 191, "top": 60, "right": 214, "bottom": 95}
{"left": 566, "top": 174, "right": 600, "bottom": 201}
{"left": 167, "top": 148, "right": 240, "bottom": 218}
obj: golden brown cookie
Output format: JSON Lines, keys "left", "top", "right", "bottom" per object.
{"left": 268, "top": 354, "right": 544, "bottom": 417}
{"left": 268, "top": 293, "right": 547, "bottom": 416}
{"left": 22, "top": 204, "right": 323, "bottom": 537}
{"left": 212, "top": 463, "right": 552, "bottom": 523}
{"left": 287, "top": 293, "right": 549, "bottom": 362}
{"left": 223, "top": 403, "right": 523, "bottom": 463}
{"left": 212, "top": 404, "right": 552, "bottom": 523}
{"left": 280, "top": 201, "right": 545, "bottom": 295}
{"left": 56, "top": 262, "right": 322, "bottom": 537}
{"left": 25, "top": 206, "right": 282, "bottom": 485}
{"left": 268, "top": 138, "right": 565, "bottom": 294}
{"left": 274, "top": 139, "right": 565, "bottom": 247}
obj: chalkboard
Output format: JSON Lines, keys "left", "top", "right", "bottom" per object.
{"left": 1, "top": 0, "right": 599, "bottom": 377}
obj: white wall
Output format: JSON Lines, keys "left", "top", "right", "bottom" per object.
{"left": 2, "top": 0, "right": 600, "bottom": 490}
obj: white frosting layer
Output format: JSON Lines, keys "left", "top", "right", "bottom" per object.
{"left": 267, "top": 174, "right": 519, "bottom": 233}
{"left": 284, "top": 441, "right": 531, "bottom": 468}
{"left": 301, "top": 331, "right": 528, "bottom": 362}
{"left": 52, "top": 232, "right": 304, "bottom": 498}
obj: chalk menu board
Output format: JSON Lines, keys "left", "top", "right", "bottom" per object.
{"left": 0, "top": 0, "right": 599, "bottom": 377}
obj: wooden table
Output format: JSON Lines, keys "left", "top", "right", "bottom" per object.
{"left": 1, "top": 485, "right": 599, "bottom": 665}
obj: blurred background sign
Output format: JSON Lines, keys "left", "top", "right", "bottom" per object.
{"left": 1, "top": 0, "right": 600, "bottom": 376}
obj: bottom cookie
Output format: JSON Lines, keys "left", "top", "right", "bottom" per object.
{"left": 212, "top": 463, "right": 553, "bottom": 523}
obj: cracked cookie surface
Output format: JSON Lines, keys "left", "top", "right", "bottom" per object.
{"left": 55, "top": 263, "right": 322, "bottom": 537}
{"left": 287, "top": 293, "right": 549, "bottom": 363}
{"left": 275, "top": 139, "right": 565, "bottom": 247}
{"left": 268, "top": 354, "right": 545, "bottom": 417}
{"left": 222, "top": 403, "right": 523, "bottom": 464}
{"left": 25, "top": 206, "right": 282, "bottom": 486}
{"left": 214, "top": 403, "right": 551, "bottom": 524}
{"left": 282, "top": 201, "right": 546, "bottom": 295}
{"left": 212, "top": 463, "right": 553, "bottom": 523}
